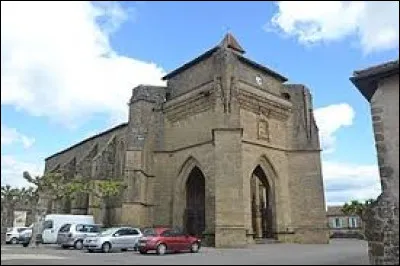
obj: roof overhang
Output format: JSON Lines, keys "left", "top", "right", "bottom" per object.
{"left": 350, "top": 60, "right": 399, "bottom": 102}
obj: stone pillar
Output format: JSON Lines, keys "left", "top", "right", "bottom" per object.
{"left": 121, "top": 150, "right": 148, "bottom": 227}
{"left": 87, "top": 180, "right": 102, "bottom": 225}
{"left": 213, "top": 128, "right": 246, "bottom": 248}
{"left": 254, "top": 177, "right": 262, "bottom": 239}
{"left": 259, "top": 184, "right": 266, "bottom": 238}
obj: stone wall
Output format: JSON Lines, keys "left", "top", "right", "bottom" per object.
{"left": 366, "top": 73, "right": 399, "bottom": 265}
{"left": 167, "top": 53, "right": 216, "bottom": 99}
{"left": 235, "top": 60, "right": 283, "bottom": 96}
{"left": 42, "top": 35, "right": 329, "bottom": 249}
{"left": 45, "top": 123, "right": 127, "bottom": 171}
{"left": 44, "top": 124, "right": 127, "bottom": 220}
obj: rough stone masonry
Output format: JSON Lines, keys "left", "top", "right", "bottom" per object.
{"left": 42, "top": 34, "right": 329, "bottom": 248}
{"left": 351, "top": 59, "right": 399, "bottom": 265}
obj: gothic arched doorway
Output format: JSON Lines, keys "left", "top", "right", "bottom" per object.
{"left": 184, "top": 167, "right": 206, "bottom": 237}
{"left": 251, "top": 165, "right": 275, "bottom": 239}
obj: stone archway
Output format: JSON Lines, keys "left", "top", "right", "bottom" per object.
{"left": 184, "top": 167, "right": 206, "bottom": 237}
{"left": 250, "top": 163, "right": 276, "bottom": 240}
{"left": 172, "top": 156, "right": 211, "bottom": 236}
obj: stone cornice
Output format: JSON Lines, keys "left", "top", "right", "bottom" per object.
{"left": 163, "top": 82, "right": 215, "bottom": 122}
{"left": 154, "top": 140, "right": 213, "bottom": 153}
{"left": 242, "top": 139, "right": 321, "bottom": 152}
{"left": 238, "top": 81, "right": 292, "bottom": 121}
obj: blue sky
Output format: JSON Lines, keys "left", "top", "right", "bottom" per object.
{"left": 1, "top": 1, "right": 399, "bottom": 206}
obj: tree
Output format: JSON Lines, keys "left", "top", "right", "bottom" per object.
{"left": 72, "top": 175, "right": 126, "bottom": 227}
{"left": 22, "top": 171, "right": 78, "bottom": 247}
{"left": 24, "top": 171, "right": 74, "bottom": 213}
{"left": 341, "top": 198, "right": 376, "bottom": 240}
{"left": 1, "top": 185, "right": 26, "bottom": 227}
{"left": 341, "top": 199, "right": 375, "bottom": 220}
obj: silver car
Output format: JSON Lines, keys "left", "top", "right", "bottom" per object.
{"left": 83, "top": 227, "right": 142, "bottom": 253}
{"left": 57, "top": 223, "right": 101, "bottom": 250}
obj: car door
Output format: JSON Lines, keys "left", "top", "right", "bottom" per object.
{"left": 57, "top": 224, "right": 71, "bottom": 244}
{"left": 125, "top": 228, "right": 141, "bottom": 249}
{"left": 160, "top": 229, "right": 178, "bottom": 251}
{"left": 112, "top": 229, "right": 127, "bottom": 248}
{"left": 74, "top": 224, "right": 86, "bottom": 240}
{"left": 172, "top": 229, "right": 188, "bottom": 251}
{"left": 41, "top": 220, "right": 55, "bottom": 244}
{"left": 85, "top": 224, "right": 101, "bottom": 238}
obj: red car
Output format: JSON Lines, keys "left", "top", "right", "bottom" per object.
{"left": 138, "top": 227, "right": 201, "bottom": 255}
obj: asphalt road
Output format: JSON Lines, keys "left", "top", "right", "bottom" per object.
{"left": 1, "top": 239, "right": 369, "bottom": 265}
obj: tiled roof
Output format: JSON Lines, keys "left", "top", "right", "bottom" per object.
{"left": 326, "top": 206, "right": 345, "bottom": 216}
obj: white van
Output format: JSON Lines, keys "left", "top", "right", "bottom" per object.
{"left": 41, "top": 214, "right": 95, "bottom": 244}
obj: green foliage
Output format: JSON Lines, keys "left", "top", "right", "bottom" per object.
{"left": 1, "top": 185, "right": 35, "bottom": 207}
{"left": 21, "top": 171, "right": 126, "bottom": 215}
{"left": 1, "top": 185, "right": 21, "bottom": 204}
{"left": 94, "top": 179, "right": 126, "bottom": 199}
{"left": 23, "top": 171, "right": 79, "bottom": 201}
{"left": 341, "top": 198, "right": 375, "bottom": 219}
{"left": 70, "top": 175, "right": 127, "bottom": 200}
{"left": 1, "top": 185, "right": 37, "bottom": 226}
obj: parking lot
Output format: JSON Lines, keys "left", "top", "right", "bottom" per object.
{"left": 1, "top": 239, "right": 369, "bottom": 265}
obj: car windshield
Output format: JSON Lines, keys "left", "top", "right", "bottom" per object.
{"left": 99, "top": 228, "right": 117, "bottom": 236}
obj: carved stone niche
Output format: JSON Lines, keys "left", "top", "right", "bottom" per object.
{"left": 257, "top": 108, "right": 270, "bottom": 141}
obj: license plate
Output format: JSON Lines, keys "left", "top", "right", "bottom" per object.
{"left": 139, "top": 242, "right": 146, "bottom": 246}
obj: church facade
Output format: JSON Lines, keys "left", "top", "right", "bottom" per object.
{"left": 44, "top": 34, "right": 329, "bottom": 247}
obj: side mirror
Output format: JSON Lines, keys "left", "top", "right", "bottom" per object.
{"left": 113, "top": 233, "right": 119, "bottom": 237}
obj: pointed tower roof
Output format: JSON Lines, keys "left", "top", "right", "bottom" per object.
{"left": 219, "top": 33, "right": 245, "bottom": 54}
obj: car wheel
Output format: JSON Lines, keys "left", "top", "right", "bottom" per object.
{"left": 190, "top": 242, "right": 200, "bottom": 253}
{"left": 10, "top": 238, "right": 18, "bottom": 245}
{"left": 156, "top": 243, "right": 167, "bottom": 255}
{"left": 74, "top": 240, "right": 83, "bottom": 250}
{"left": 102, "top": 242, "right": 111, "bottom": 253}
{"left": 139, "top": 250, "right": 147, "bottom": 254}
{"left": 22, "top": 243, "right": 29, "bottom": 247}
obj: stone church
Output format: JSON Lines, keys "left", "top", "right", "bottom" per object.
{"left": 44, "top": 34, "right": 328, "bottom": 247}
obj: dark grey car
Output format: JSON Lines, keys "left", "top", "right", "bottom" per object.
{"left": 57, "top": 223, "right": 101, "bottom": 250}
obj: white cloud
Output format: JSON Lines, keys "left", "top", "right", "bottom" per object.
{"left": 1, "top": 1, "right": 166, "bottom": 127}
{"left": 1, "top": 124, "right": 35, "bottom": 148}
{"left": 313, "top": 103, "right": 380, "bottom": 205}
{"left": 322, "top": 160, "right": 381, "bottom": 206}
{"left": 314, "top": 103, "right": 355, "bottom": 154}
{"left": 268, "top": 1, "right": 399, "bottom": 53}
{"left": 1, "top": 155, "right": 44, "bottom": 188}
